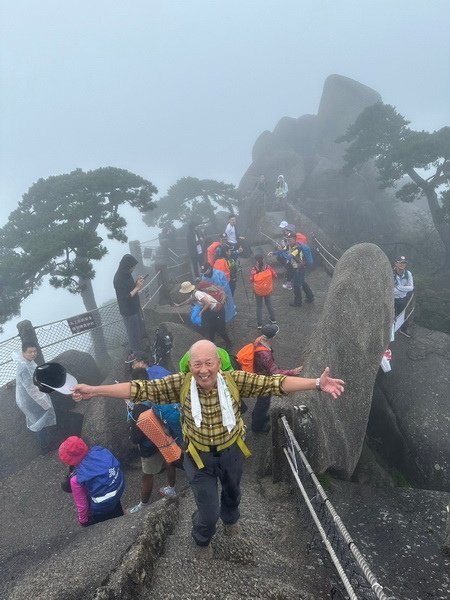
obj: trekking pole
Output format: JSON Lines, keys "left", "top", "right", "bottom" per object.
{"left": 239, "top": 265, "right": 252, "bottom": 310}
{"left": 259, "top": 230, "right": 278, "bottom": 244}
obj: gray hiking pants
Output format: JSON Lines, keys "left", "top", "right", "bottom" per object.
{"left": 183, "top": 443, "right": 244, "bottom": 546}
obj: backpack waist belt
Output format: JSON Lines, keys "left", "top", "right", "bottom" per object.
{"left": 186, "top": 431, "right": 251, "bottom": 469}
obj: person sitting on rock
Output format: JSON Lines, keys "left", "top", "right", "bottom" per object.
{"left": 393, "top": 256, "right": 414, "bottom": 338}
{"left": 71, "top": 339, "right": 344, "bottom": 559}
{"left": 58, "top": 436, "right": 125, "bottom": 526}
{"left": 127, "top": 367, "right": 177, "bottom": 512}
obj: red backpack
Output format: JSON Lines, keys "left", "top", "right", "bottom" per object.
{"left": 236, "top": 339, "right": 266, "bottom": 372}
{"left": 252, "top": 267, "right": 274, "bottom": 296}
{"left": 196, "top": 281, "right": 227, "bottom": 308}
{"left": 295, "top": 232, "right": 309, "bottom": 245}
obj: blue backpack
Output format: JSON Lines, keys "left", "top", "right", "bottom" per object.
{"left": 76, "top": 447, "right": 125, "bottom": 514}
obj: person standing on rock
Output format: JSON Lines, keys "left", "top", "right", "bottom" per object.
{"left": 127, "top": 367, "right": 178, "bottom": 511}
{"left": 113, "top": 254, "right": 146, "bottom": 356}
{"left": 250, "top": 254, "right": 278, "bottom": 329}
{"left": 248, "top": 324, "right": 303, "bottom": 432}
{"left": 187, "top": 221, "right": 206, "bottom": 278}
{"left": 275, "top": 174, "right": 288, "bottom": 206}
{"left": 71, "top": 339, "right": 345, "bottom": 559}
{"left": 13, "top": 343, "right": 57, "bottom": 453}
{"left": 393, "top": 256, "right": 414, "bottom": 338}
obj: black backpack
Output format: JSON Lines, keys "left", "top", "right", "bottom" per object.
{"left": 152, "top": 324, "right": 173, "bottom": 365}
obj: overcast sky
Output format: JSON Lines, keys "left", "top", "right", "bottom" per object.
{"left": 1, "top": 0, "right": 449, "bottom": 340}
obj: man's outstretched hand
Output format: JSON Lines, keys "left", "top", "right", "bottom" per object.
{"left": 72, "top": 384, "right": 95, "bottom": 401}
{"left": 319, "top": 367, "right": 345, "bottom": 399}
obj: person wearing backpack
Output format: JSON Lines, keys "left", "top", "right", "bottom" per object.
{"left": 201, "top": 263, "right": 236, "bottom": 323}
{"left": 72, "top": 339, "right": 345, "bottom": 559}
{"left": 127, "top": 368, "right": 178, "bottom": 512}
{"left": 247, "top": 324, "right": 303, "bottom": 432}
{"left": 250, "top": 254, "right": 277, "bottom": 329}
{"left": 58, "top": 436, "right": 125, "bottom": 526}
{"left": 175, "top": 281, "right": 232, "bottom": 350}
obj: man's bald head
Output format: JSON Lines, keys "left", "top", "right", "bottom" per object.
{"left": 188, "top": 340, "right": 221, "bottom": 391}
{"left": 189, "top": 339, "right": 219, "bottom": 359}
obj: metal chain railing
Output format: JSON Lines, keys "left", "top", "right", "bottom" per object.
{"left": 281, "top": 415, "right": 397, "bottom": 600}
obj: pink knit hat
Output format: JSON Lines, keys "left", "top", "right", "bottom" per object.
{"left": 58, "top": 436, "right": 89, "bottom": 466}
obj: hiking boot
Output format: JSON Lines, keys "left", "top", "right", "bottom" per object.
{"left": 270, "top": 320, "right": 277, "bottom": 324}
{"left": 257, "top": 325, "right": 262, "bottom": 330}
{"left": 289, "top": 302, "right": 302, "bottom": 307}
{"left": 129, "top": 501, "right": 149, "bottom": 514}
{"left": 223, "top": 522, "right": 241, "bottom": 537}
{"left": 305, "top": 296, "right": 314, "bottom": 303}
{"left": 193, "top": 543, "right": 213, "bottom": 560}
{"left": 158, "top": 486, "right": 177, "bottom": 499}
{"left": 282, "top": 283, "right": 293, "bottom": 290}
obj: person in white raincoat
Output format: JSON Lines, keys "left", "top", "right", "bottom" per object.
{"left": 14, "top": 344, "right": 56, "bottom": 452}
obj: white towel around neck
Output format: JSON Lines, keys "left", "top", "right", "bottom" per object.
{"left": 190, "top": 372, "right": 236, "bottom": 433}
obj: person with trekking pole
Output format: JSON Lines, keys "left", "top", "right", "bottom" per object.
{"left": 72, "top": 339, "right": 344, "bottom": 560}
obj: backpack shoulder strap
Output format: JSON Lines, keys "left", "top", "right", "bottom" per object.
{"left": 179, "top": 373, "right": 192, "bottom": 406}
{"left": 222, "top": 370, "right": 240, "bottom": 402}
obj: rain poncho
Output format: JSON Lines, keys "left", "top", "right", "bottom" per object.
{"left": 13, "top": 351, "right": 56, "bottom": 432}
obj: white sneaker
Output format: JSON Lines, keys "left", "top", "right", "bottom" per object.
{"left": 129, "top": 501, "right": 149, "bottom": 514}
{"left": 158, "top": 486, "right": 177, "bottom": 499}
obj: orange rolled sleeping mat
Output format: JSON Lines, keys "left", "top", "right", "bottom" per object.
{"left": 136, "top": 409, "right": 182, "bottom": 463}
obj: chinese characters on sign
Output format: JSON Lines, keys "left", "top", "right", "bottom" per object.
{"left": 67, "top": 313, "right": 97, "bottom": 335}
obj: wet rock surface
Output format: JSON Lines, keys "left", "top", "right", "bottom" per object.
{"left": 370, "top": 326, "right": 450, "bottom": 492}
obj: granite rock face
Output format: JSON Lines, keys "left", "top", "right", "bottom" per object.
{"left": 238, "top": 74, "right": 422, "bottom": 254}
{"left": 370, "top": 326, "right": 450, "bottom": 491}
{"left": 281, "top": 243, "right": 394, "bottom": 478}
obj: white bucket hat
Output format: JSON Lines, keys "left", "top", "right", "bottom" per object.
{"left": 179, "top": 281, "right": 195, "bottom": 294}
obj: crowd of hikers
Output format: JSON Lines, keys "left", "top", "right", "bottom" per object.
{"left": 177, "top": 213, "right": 316, "bottom": 346}
{"left": 13, "top": 192, "right": 415, "bottom": 560}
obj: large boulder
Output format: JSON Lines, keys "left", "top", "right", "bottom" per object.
{"left": 369, "top": 326, "right": 450, "bottom": 491}
{"left": 275, "top": 243, "right": 394, "bottom": 478}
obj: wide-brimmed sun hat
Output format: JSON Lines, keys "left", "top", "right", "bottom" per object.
{"left": 179, "top": 281, "right": 195, "bottom": 294}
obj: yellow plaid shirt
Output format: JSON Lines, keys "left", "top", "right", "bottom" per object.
{"left": 130, "top": 370, "right": 286, "bottom": 447}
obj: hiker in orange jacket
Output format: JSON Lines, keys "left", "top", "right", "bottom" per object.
{"left": 250, "top": 254, "right": 277, "bottom": 329}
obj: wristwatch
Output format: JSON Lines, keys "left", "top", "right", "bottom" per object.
{"left": 315, "top": 378, "right": 322, "bottom": 391}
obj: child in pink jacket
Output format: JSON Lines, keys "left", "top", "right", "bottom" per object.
{"left": 59, "top": 436, "right": 124, "bottom": 526}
